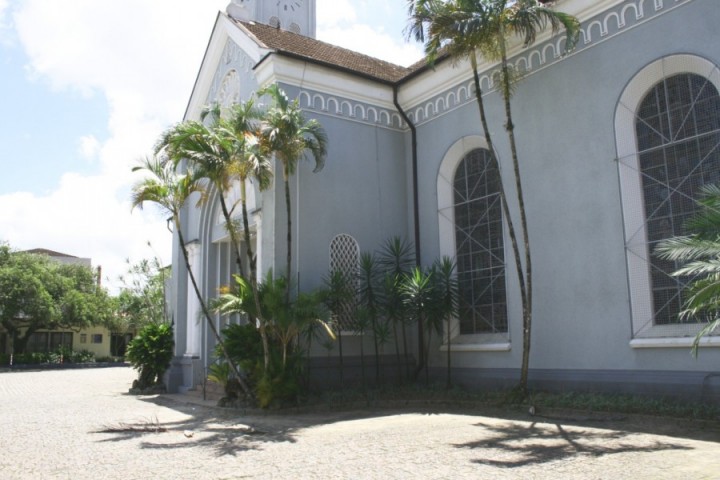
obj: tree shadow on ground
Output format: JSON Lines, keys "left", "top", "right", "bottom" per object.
{"left": 454, "top": 419, "right": 693, "bottom": 468}
{"left": 89, "top": 394, "right": 378, "bottom": 458}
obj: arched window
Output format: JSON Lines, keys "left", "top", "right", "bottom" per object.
{"left": 453, "top": 149, "right": 508, "bottom": 335}
{"left": 616, "top": 55, "right": 720, "bottom": 340}
{"left": 330, "top": 234, "right": 359, "bottom": 331}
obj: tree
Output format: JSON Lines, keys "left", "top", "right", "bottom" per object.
{"left": 158, "top": 99, "right": 274, "bottom": 371}
{"left": 156, "top": 101, "right": 265, "bottom": 280}
{"left": 258, "top": 83, "right": 328, "bottom": 302}
{"left": 130, "top": 156, "right": 254, "bottom": 398}
{"left": 428, "top": 256, "right": 458, "bottom": 389}
{"left": 407, "top": 0, "right": 579, "bottom": 396}
{"left": 0, "top": 244, "right": 113, "bottom": 353}
{"left": 656, "top": 184, "right": 720, "bottom": 356}
{"left": 114, "top": 254, "right": 170, "bottom": 332}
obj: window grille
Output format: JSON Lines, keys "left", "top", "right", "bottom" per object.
{"left": 453, "top": 149, "right": 507, "bottom": 334}
{"left": 330, "top": 234, "right": 359, "bottom": 331}
{"left": 633, "top": 73, "right": 720, "bottom": 328}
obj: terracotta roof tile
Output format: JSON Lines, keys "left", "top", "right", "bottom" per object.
{"left": 235, "top": 19, "right": 412, "bottom": 84}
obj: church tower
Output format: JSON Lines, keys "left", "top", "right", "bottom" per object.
{"left": 226, "top": 0, "right": 316, "bottom": 38}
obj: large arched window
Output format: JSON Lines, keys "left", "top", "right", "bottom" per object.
{"left": 616, "top": 55, "right": 720, "bottom": 341}
{"left": 454, "top": 148, "right": 507, "bottom": 334}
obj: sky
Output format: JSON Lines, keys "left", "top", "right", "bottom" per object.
{"left": 0, "top": 0, "right": 423, "bottom": 293}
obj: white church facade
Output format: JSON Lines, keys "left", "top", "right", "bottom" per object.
{"left": 166, "top": 0, "right": 720, "bottom": 399}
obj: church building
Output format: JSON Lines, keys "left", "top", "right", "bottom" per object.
{"left": 166, "top": 0, "right": 720, "bottom": 399}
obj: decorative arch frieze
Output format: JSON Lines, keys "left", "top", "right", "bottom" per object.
{"left": 297, "top": 89, "right": 406, "bottom": 130}
{"left": 409, "top": 0, "right": 691, "bottom": 127}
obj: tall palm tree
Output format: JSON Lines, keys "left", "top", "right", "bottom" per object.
{"left": 156, "top": 100, "right": 264, "bottom": 281}
{"left": 407, "top": 0, "right": 579, "bottom": 395}
{"left": 656, "top": 184, "right": 720, "bottom": 356}
{"left": 258, "top": 83, "right": 328, "bottom": 302}
{"left": 158, "top": 100, "right": 274, "bottom": 371}
{"left": 130, "top": 156, "right": 253, "bottom": 398}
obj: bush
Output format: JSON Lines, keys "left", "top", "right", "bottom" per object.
{"left": 214, "top": 322, "right": 306, "bottom": 408}
{"left": 126, "top": 323, "right": 174, "bottom": 391}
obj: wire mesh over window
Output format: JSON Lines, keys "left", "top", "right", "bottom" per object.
{"left": 636, "top": 73, "right": 720, "bottom": 326}
{"left": 330, "top": 234, "right": 359, "bottom": 331}
{"left": 454, "top": 148, "right": 507, "bottom": 334}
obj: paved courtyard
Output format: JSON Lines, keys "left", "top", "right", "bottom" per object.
{"left": 0, "top": 367, "right": 718, "bottom": 479}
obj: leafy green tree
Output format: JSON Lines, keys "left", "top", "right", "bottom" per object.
{"left": 114, "top": 254, "right": 170, "bottom": 332}
{"left": 656, "top": 184, "right": 720, "bottom": 355}
{"left": 258, "top": 83, "right": 328, "bottom": 302}
{"left": 0, "top": 244, "right": 113, "bottom": 353}
{"left": 130, "top": 156, "right": 253, "bottom": 398}
{"left": 407, "top": 0, "right": 579, "bottom": 395}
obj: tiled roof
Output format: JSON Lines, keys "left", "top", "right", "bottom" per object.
{"left": 235, "top": 19, "right": 415, "bottom": 84}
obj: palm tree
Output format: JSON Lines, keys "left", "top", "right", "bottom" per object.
{"left": 378, "top": 236, "right": 415, "bottom": 379}
{"left": 258, "top": 83, "right": 328, "bottom": 302}
{"left": 157, "top": 100, "right": 275, "bottom": 371}
{"left": 429, "top": 256, "right": 458, "bottom": 389}
{"left": 656, "top": 184, "right": 720, "bottom": 356}
{"left": 130, "top": 156, "right": 253, "bottom": 398}
{"left": 156, "top": 100, "right": 265, "bottom": 280}
{"left": 407, "top": 0, "right": 579, "bottom": 396}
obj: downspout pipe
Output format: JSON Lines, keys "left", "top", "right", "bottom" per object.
{"left": 393, "top": 86, "right": 421, "bottom": 267}
{"left": 394, "top": 85, "right": 424, "bottom": 379}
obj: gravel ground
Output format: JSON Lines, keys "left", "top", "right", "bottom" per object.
{"left": 0, "top": 367, "right": 718, "bottom": 479}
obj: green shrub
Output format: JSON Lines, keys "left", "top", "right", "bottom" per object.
{"left": 0, "top": 353, "right": 9, "bottom": 365}
{"left": 126, "top": 323, "right": 174, "bottom": 391}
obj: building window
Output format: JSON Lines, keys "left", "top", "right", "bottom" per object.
{"left": 329, "top": 233, "right": 359, "bottom": 331}
{"left": 453, "top": 148, "right": 507, "bottom": 334}
{"left": 616, "top": 55, "right": 720, "bottom": 339}
{"left": 638, "top": 73, "right": 720, "bottom": 325}
{"left": 91, "top": 334, "right": 103, "bottom": 344}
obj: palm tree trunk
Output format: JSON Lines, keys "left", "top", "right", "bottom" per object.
{"left": 240, "top": 181, "right": 270, "bottom": 372}
{"left": 498, "top": 37, "right": 532, "bottom": 396}
{"left": 402, "top": 320, "right": 409, "bottom": 379}
{"left": 218, "top": 194, "right": 246, "bottom": 279}
{"left": 393, "top": 318, "right": 402, "bottom": 382}
{"left": 471, "top": 53, "right": 530, "bottom": 393}
{"left": 176, "top": 225, "right": 253, "bottom": 399}
{"left": 446, "top": 315, "right": 451, "bottom": 390}
{"left": 284, "top": 168, "right": 292, "bottom": 304}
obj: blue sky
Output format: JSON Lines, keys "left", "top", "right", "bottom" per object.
{"left": 0, "top": 0, "right": 422, "bottom": 292}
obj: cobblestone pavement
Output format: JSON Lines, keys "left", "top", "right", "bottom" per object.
{"left": 1, "top": 367, "right": 719, "bottom": 480}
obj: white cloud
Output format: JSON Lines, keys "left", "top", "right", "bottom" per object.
{"left": 0, "top": 0, "right": 422, "bottom": 293}
{"left": 2, "top": 0, "right": 228, "bottom": 292}
{"left": 319, "top": 24, "right": 422, "bottom": 67}
{"left": 316, "top": 0, "right": 422, "bottom": 67}
{"left": 78, "top": 135, "right": 100, "bottom": 162}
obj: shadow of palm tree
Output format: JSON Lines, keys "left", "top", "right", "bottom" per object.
{"left": 455, "top": 420, "right": 693, "bottom": 468}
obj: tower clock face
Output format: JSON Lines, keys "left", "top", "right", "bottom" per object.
{"left": 278, "top": 0, "right": 303, "bottom": 12}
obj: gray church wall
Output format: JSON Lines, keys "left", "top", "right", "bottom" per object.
{"left": 414, "top": 0, "right": 720, "bottom": 380}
